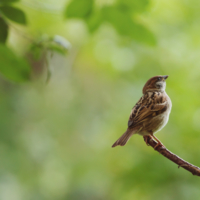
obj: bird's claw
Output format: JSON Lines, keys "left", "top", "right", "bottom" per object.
{"left": 144, "top": 136, "right": 150, "bottom": 146}
{"left": 154, "top": 142, "right": 166, "bottom": 150}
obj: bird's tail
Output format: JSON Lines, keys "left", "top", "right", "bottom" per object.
{"left": 112, "top": 129, "right": 135, "bottom": 147}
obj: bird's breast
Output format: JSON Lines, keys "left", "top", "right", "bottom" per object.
{"left": 138, "top": 92, "right": 172, "bottom": 135}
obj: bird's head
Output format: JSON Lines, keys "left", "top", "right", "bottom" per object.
{"left": 142, "top": 75, "right": 168, "bottom": 94}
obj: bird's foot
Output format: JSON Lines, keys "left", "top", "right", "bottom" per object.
{"left": 154, "top": 142, "right": 166, "bottom": 150}
{"left": 143, "top": 136, "right": 150, "bottom": 146}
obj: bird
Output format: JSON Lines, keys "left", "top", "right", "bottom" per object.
{"left": 112, "top": 75, "right": 172, "bottom": 149}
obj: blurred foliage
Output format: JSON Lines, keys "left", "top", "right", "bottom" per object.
{"left": 0, "top": 0, "right": 69, "bottom": 83}
{"left": 0, "top": 17, "right": 8, "bottom": 43}
{"left": 65, "top": 0, "right": 156, "bottom": 45}
{"left": 0, "top": 44, "right": 30, "bottom": 82}
{"left": 0, "top": 6, "right": 27, "bottom": 25}
{"left": 0, "top": 0, "right": 19, "bottom": 4}
{"left": 0, "top": 0, "right": 200, "bottom": 200}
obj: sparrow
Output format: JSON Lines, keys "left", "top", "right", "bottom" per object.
{"left": 112, "top": 75, "right": 172, "bottom": 149}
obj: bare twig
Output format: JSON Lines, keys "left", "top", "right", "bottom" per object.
{"left": 143, "top": 135, "right": 200, "bottom": 176}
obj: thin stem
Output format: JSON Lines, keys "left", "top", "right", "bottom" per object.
{"left": 143, "top": 135, "right": 200, "bottom": 176}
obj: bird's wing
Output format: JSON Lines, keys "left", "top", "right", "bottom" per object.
{"left": 128, "top": 92, "right": 168, "bottom": 128}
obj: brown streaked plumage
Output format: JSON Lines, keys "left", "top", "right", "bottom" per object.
{"left": 112, "top": 75, "right": 172, "bottom": 149}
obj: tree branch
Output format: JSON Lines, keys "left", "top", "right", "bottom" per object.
{"left": 143, "top": 135, "right": 200, "bottom": 176}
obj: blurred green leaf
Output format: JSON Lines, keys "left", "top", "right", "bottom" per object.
{"left": 103, "top": 6, "right": 156, "bottom": 45}
{"left": 0, "top": 17, "right": 8, "bottom": 43}
{"left": 86, "top": 11, "right": 103, "bottom": 32}
{"left": 116, "top": 0, "right": 149, "bottom": 13}
{"left": 48, "top": 43, "right": 68, "bottom": 55}
{"left": 29, "top": 43, "right": 44, "bottom": 60}
{"left": 0, "top": 44, "right": 30, "bottom": 82}
{"left": 65, "top": 0, "right": 93, "bottom": 19}
{"left": 52, "top": 35, "right": 71, "bottom": 51}
{"left": 0, "top": 0, "right": 19, "bottom": 4}
{"left": 0, "top": 6, "right": 27, "bottom": 25}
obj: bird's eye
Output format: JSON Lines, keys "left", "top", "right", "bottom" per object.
{"left": 157, "top": 77, "right": 162, "bottom": 81}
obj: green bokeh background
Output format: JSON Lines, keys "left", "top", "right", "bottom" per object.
{"left": 0, "top": 0, "right": 200, "bottom": 199}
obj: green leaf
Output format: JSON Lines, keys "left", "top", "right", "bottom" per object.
{"left": 29, "top": 44, "right": 44, "bottom": 60}
{"left": 0, "top": 44, "right": 30, "bottom": 82}
{"left": 53, "top": 35, "right": 71, "bottom": 50}
{"left": 86, "top": 11, "right": 103, "bottom": 32}
{"left": 103, "top": 7, "right": 156, "bottom": 45}
{"left": 0, "top": 17, "right": 8, "bottom": 43}
{"left": 47, "top": 35, "right": 71, "bottom": 54}
{"left": 116, "top": 0, "right": 149, "bottom": 13}
{"left": 47, "top": 43, "right": 68, "bottom": 55}
{"left": 0, "top": 6, "right": 27, "bottom": 25}
{"left": 65, "top": 0, "right": 93, "bottom": 19}
{"left": 0, "top": 0, "right": 19, "bottom": 4}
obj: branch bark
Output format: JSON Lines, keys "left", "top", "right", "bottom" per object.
{"left": 143, "top": 135, "right": 200, "bottom": 176}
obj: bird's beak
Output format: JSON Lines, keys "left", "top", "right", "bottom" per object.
{"left": 163, "top": 75, "right": 168, "bottom": 80}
